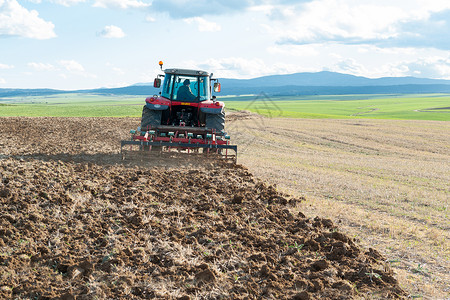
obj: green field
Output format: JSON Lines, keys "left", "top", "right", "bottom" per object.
{"left": 0, "top": 93, "right": 449, "bottom": 120}
{"left": 224, "top": 94, "right": 450, "bottom": 121}
{"left": 0, "top": 94, "right": 144, "bottom": 117}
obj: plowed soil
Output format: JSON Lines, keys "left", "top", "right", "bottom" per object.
{"left": 0, "top": 117, "right": 407, "bottom": 299}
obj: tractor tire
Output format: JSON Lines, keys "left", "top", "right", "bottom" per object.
{"left": 141, "top": 106, "right": 161, "bottom": 129}
{"left": 205, "top": 110, "right": 225, "bottom": 133}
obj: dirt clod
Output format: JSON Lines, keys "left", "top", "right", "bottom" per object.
{"left": 195, "top": 267, "right": 216, "bottom": 283}
{"left": 311, "top": 259, "right": 329, "bottom": 271}
{"left": 292, "top": 291, "right": 310, "bottom": 300}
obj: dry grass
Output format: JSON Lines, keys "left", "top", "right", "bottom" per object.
{"left": 227, "top": 113, "right": 449, "bottom": 299}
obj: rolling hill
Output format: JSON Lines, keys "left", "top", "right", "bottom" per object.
{"left": 2, "top": 71, "right": 450, "bottom": 98}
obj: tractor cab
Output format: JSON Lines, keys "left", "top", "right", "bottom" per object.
{"left": 149, "top": 64, "right": 223, "bottom": 128}
{"left": 160, "top": 69, "right": 210, "bottom": 102}
{"left": 154, "top": 68, "right": 221, "bottom": 102}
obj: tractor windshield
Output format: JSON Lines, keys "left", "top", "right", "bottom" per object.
{"left": 161, "top": 74, "right": 210, "bottom": 102}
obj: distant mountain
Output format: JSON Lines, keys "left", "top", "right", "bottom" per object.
{"left": 219, "top": 71, "right": 450, "bottom": 88}
{"left": 222, "top": 84, "right": 450, "bottom": 96}
{"left": 2, "top": 71, "right": 450, "bottom": 98}
{"left": 0, "top": 88, "right": 67, "bottom": 98}
{"left": 218, "top": 71, "right": 450, "bottom": 95}
{"left": 79, "top": 86, "right": 160, "bottom": 96}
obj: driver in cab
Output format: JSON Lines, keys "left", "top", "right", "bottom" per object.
{"left": 176, "top": 79, "right": 197, "bottom": 101}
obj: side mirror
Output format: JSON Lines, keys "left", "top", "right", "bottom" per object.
{"left": 154, "top": 78, "right": 161, "bottom": 88}
{"left": 213, "top": 82, "right": 221, "bottom": 93}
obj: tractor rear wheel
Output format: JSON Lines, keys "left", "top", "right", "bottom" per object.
{"left": 206, "top": 110, "right": 225, "bottom": 133}
{"left": 141, "top": 106, "right": 161, "bottom": 129}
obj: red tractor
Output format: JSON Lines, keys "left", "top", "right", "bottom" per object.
{"left": 121, "top": 62, "right": 237, "bottom": 162}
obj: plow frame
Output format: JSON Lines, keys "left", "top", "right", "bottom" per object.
{"left": 121, "top": 125, "right": 237, "bottom": 163}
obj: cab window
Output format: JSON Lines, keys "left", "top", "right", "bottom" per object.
{"left": 161, "top": 74, "right": 173, "bottom": 99}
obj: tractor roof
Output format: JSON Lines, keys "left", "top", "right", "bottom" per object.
{"left": 164, "top": 68, "right": 210, "bottom": 77}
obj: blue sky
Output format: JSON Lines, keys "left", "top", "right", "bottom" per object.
{"left": 1, "top": 0, "right": 450, "bottom": 90}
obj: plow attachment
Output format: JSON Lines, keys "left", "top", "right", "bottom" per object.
{"left": 121, "top": 125, "right": 237, "bottom": 163}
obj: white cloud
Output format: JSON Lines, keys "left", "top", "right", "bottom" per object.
{"left": 195, "top": 57, "right": 273, "bottom": 79}
{"left": 106, "top": 62, "right": 125, "bottom": 75}
{"left": 112, "top": 67, "right": 124, "bottom": 75}
{"left": 92, "top": 0, "right": 150, "bottom": 9}
{"left": 267, "top": 0, "right": 450, "bottom": 51}
{"left": 396, "top": 57, "right": 450, "bottom": 79}
{"left": 0, "top": 78, "right": 6, "bottom": 84}
{"left": 51, "top": 0, "right": 86, "bottom": 6}
{"left": 145, "top": 15, "right": 155, "bottom": 22}
{"left": 98, "top": 25, "right": 125, "bottom": 38}
{"left": 28, "top": 62, "right": 55, "bottom": 71}
{"left": 58, "top": 60, "right": 85, "bottom": 72}
{"left": 267, "top": 44, "right": 319, "bottom": 57}
{"left": 417, "top": 0, "right": 450, "bottom": 13}
{"left": 151, "top": 0, "right": 255, "bottom": 19}
{"left": 183, "top": 17, "right": 221, "bottom": 32}
{"left": 0, "top": 0, "right": 56, "bottom": 39}
{"left": 27, "top": 0, "right": 86, "bottom": 6}
{"left": 57, "top": 60, "right": 97, "bottom": 80}
{"left": 275, "top": 0, "right": 405, "bottom": 45}
{"left": 193, "top": 56, "right": 329, "bottom": 79}
{"left": 328, "top": 58, "right": 369, "bottom": 77}
{"left": 0, "top": 63, "right": 14, "bottom": 69}
{"left": 387, "top": 9, "right": 450, "bottom": 50}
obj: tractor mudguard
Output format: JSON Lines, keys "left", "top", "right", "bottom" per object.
{"left": 145, "top": 96, "right": 170, "bottom": 110}
{"left": 200, "top": 107, "right": 223, "bottom": 114}
{"left": 199, "top": 100, "right": 224, "bottom": 114}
